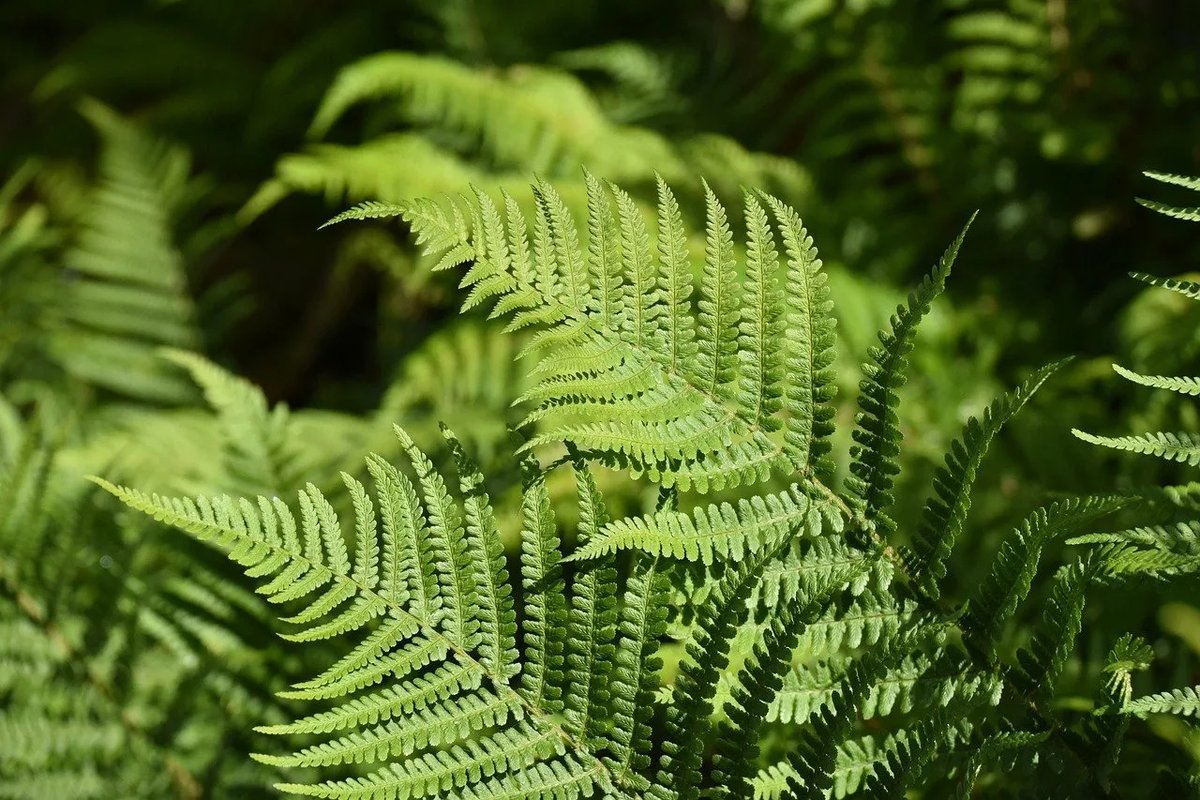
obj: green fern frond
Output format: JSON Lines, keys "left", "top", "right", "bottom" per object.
{"left": 1137, "top": 172, "right": 1200, "bottom": 221}
{"left": 160, "top": 349, "right": 299, "bottom": 496}
{"left": 1012, "top": 558, "right": 1096, "bottom": 700}
{"left": 320, "top": 201, "right": 408, "bottom": 229}
{"left": 1071, "top": 430, "right": 1200, "bottom": 466}
{"left": 1123, "top": 686, "right": 1200, "bottom": 719}
{"left": 1112, "top": 363, "right": 1200, "bottom": 396}
{"left": 91, "top": 427, "right": 633, "bottom": 799}
{"left": 366, "top": 177, "right": 849, "bottom": 493}
{"left": 908, "top": 359, "right": 1067, "bottom": 596}
{"left": 1129, "top": 271, "right": 1200, "bottom": 300}
{"left": 780, "top": 628, "right": 939, "bottom": 799}
{"left": 56, "top": 102, "right": 200, "bottom": 403}
{"left": 846, "top": 214, "right": 977, "bottom": 533}
{"left": 962, "top": 495, "right": 1127, "bottom": 659}
{"left": 655, "top": 541, "right": 796, "bottom": 800}
{"left": 567, "top": 484, "right": 825, "bottom": 565}
{"left": 770, "top": 654, "right": 1001, "bottom": 725}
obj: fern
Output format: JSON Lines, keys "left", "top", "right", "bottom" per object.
{"left": 93, "top": 427, "right": 654, "bottom": 798}
{"left": 97, "top": 173, "right": 1198, "bottom": 797}
{"left": 327, "top": 181, "right": 852, "bottom": 495}
{"left": 55, "top": 102, "right": 202, "bottom": 403}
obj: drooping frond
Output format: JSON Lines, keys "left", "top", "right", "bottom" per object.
{"left": 91, "top": 427, "right": 624, "bottom": 799}
{"left": 846, "top": 215, "right": 976, "bottom": 532}
{"left": 907, "top": 360, "right": 1067, "bottom": 596}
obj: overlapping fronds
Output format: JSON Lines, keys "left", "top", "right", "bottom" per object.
{"left": 247, "top": 53, "right": 807, "bottom": 222}
{"left": 93, "top": 426, "right": 678, "bottom": 798}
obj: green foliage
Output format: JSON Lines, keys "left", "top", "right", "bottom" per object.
{"left": 5, "top": 3, "right": 1200, "bottom": 797}
{"left": 83, "top": 175, "right": 1199, "bottom": 797}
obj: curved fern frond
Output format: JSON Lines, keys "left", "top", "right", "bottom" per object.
{"left": 962, "top": 495, "right": 1128, "bottom": 660}
{"left": 1112, "top": 363, "right": 1200, "bottom": 396}
{"left": 1071, "top": 430, "right": 1200, "bottom": 466}
{"left": 1012, "top": 558, "right": 1096, "bottom": 700}
{"left": 92, "top": 427, "right": 626, "bottom": 799}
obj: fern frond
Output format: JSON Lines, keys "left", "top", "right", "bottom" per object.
{"left": 962, "top": 495, "right": 1127, "bottom": 659}
{"left": 567, "top": 484, "right": 824, "bottom": 565}
{"left": 563, "top": 461, "right": 619, "bottom": 744}
{"left": 1012, "top": 558, "right": 1096, "bottom": 700}
{"left": 380, "top": 178, "right": 848, "bottom": 493}
{"left": 846, "top": 215, "right": 976, "bottom": 532}
{"left": 770, "top": 654, "right": 1001, "bottom": 725}
{"left": 92, "top": 426, "right": 624, "bottom": 798}
{"left": 320, "top": 200, "right": 408, "bottom": 229}
{"left": 160, "top": 349, "right": 299, "bottom": 496}
{"left": 780, "top": 628, "right": 938, "bottom": 799}
{"left": 602, "top": 554, "right": 670, "bottom": 791}
{"left": 908, "top": 359, "right": 1067, "bottom": 596}
{"left": 1070, "top": 430, "right": 1200, "bottom": 466}
{"left": 764, "top": 193, "right": 837, "bottom": 477}
{"left": 1137, "top": 197, "right": 1200, "bottom": 222}
{"left": 655, "top": 541, "right": 793, "bottom": 800}
{"left": 1123, "top": 686, "right": 1200, "bottom": 718}
{"left": 1129, "top": 271, "right": 1200, "bottom": 300}
{"left": 711, "top": 602, "right": 815, "bottom": 800}
{"left": 1112, "top": 363, "right": 1200, "bottom": 396}
{"left": 517, "top": 461, "right": 568, "bottom": 714}
{"left": 57, "top": 102, "right": 200, "bottom": 403}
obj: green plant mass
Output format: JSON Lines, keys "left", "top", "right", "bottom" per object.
{"left": 2, "top": 3, "right": 1200, "bottom": 799}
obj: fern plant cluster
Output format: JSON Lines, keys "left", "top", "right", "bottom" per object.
{"left": 3, "top": 3, "right": 1200, "bottom": 796}
{"left": 79, "top": 175, "right": 1200, "bottom": 798}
